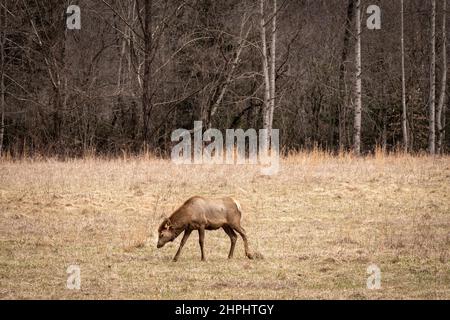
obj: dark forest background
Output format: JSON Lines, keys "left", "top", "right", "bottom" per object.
{"left": 0, "top": 0, "right": 448, "bottom": 157}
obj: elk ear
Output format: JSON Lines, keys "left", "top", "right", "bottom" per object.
{"left": 164, "top": 219, "right": 172, "bottom": 230}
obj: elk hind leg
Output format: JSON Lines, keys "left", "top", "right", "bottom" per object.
{"left": 223, "top": 226, "right": 237, "bottom": 259}
{"left": 231, "top": 225, "right": 253, "bottom": 259}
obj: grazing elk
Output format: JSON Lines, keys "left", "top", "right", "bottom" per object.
{"left": 157, "top": 196, "right": 253, "bottom": 261}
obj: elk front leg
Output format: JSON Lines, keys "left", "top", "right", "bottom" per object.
{"left": 198, "top": 227, "right": 206, "bottom": 261}
{"left": 173, "top": 229, "right": 192, "bottom": 262}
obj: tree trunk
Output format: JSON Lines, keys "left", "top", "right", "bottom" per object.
{"left": 428, "top": 0, "right": 436, "bottom": 155}
{"left": 401, "top": 0, "right": 408, "bottom": 152}
{"left": 0, "top": 2, "right": 5, "bottom": 157}
{"left": 443, "top": 96, "right": 447, "bottom": 153}
{"left": 269, "top": 0, "right": 277, "bottom": 136}
{"left": 339, "top": 0, "right": 355, "bottom": 150}
{"left": 142, "top": 0, "right": 153, "bottom": 146}
{"left": 260, "top": 0, "right": 271, "bottom": 136}
{"left": 437, "top": 0, "right": 447, "bottom": 154}
{"left": 353, "top": 0, "right": 362, "bottom": 155}
{"left": 260, "top": 0, "right": 277, "bottom": 144}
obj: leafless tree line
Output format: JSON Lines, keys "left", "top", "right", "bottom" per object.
{"left": 0, "top": 0, "right": 448, "bottom": 157}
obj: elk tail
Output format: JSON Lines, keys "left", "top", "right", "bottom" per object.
{"left": 232, "top": 198, "right": 242, "bottom": 214}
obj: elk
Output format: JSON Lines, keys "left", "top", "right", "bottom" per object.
{"left": 157, "top": 196, "right": 253, "bottom": 261}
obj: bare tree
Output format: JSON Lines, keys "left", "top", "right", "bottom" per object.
{"left": 429, "top": 0, "right": 437, "bottom": 154}
{"left": 260, "top": 0, "right": 271, "bottom": 136}
{"left": 269, "top": 0, "right": 277, "bottom": 136}
{"left": 140, "top": 0, "right": 153, "bottom": 146}
{"left": 339, "top": 0, "right": 355, "bottom": 150}
{"left": 260, "top": 0, "right": 277, "bottom": 141}
{"left": 208, "top": 16, "right": 251, "bottom": 129}
{"left": 353, "top": 0, "right": 362, "bottom": 155}
{"left": 401, "top": 0, "right": 408, "bottom": 152}
{"left": 0, "top": 0, "right": 6, "bottom": 156}
{"left": 437, "top": 0, "right": 447, "bottom": 154}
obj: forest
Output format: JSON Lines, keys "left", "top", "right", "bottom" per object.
{"left": 0, "top": 0, "right": 448, "bottom": 157}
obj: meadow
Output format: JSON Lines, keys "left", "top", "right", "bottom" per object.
{"left": 0, "top": 152, "right": 449, "bottom": 299}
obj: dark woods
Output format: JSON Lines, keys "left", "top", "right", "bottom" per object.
{"left": 0, "top": 0, "right": 448, "bottom": 157}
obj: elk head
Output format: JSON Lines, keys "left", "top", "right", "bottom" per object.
{"left": 157, "top": 218, "right": 177, "bottom": 248}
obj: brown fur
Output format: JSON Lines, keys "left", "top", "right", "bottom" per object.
{"left": 157, "top": 196, "right": 253, "bottom": 261}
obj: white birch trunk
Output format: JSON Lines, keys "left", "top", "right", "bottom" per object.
{"left": 260, "top": 0, "right": 271, "bottom": 135}
{"left": 269, "top": 0, "right": 277, "bottom": 136}
{"left": 437, "top": 0, "right": 447, "bottom": 154}
{"left": 429, "top": 0, "right": 436, "bottom": 154}
{"left": 401, "top": 0, "right": 408, "bottom": 152}
{"left": 353, "top": 0, "right": 362, "bottom": 155}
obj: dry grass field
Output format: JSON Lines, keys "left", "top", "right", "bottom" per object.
{"left": 0, "top": 152, "right": 449, "bottom": 299}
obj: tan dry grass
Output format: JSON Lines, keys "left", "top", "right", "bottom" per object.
{"left": 0, "top": 153, "right": 449, "bottom": 299}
